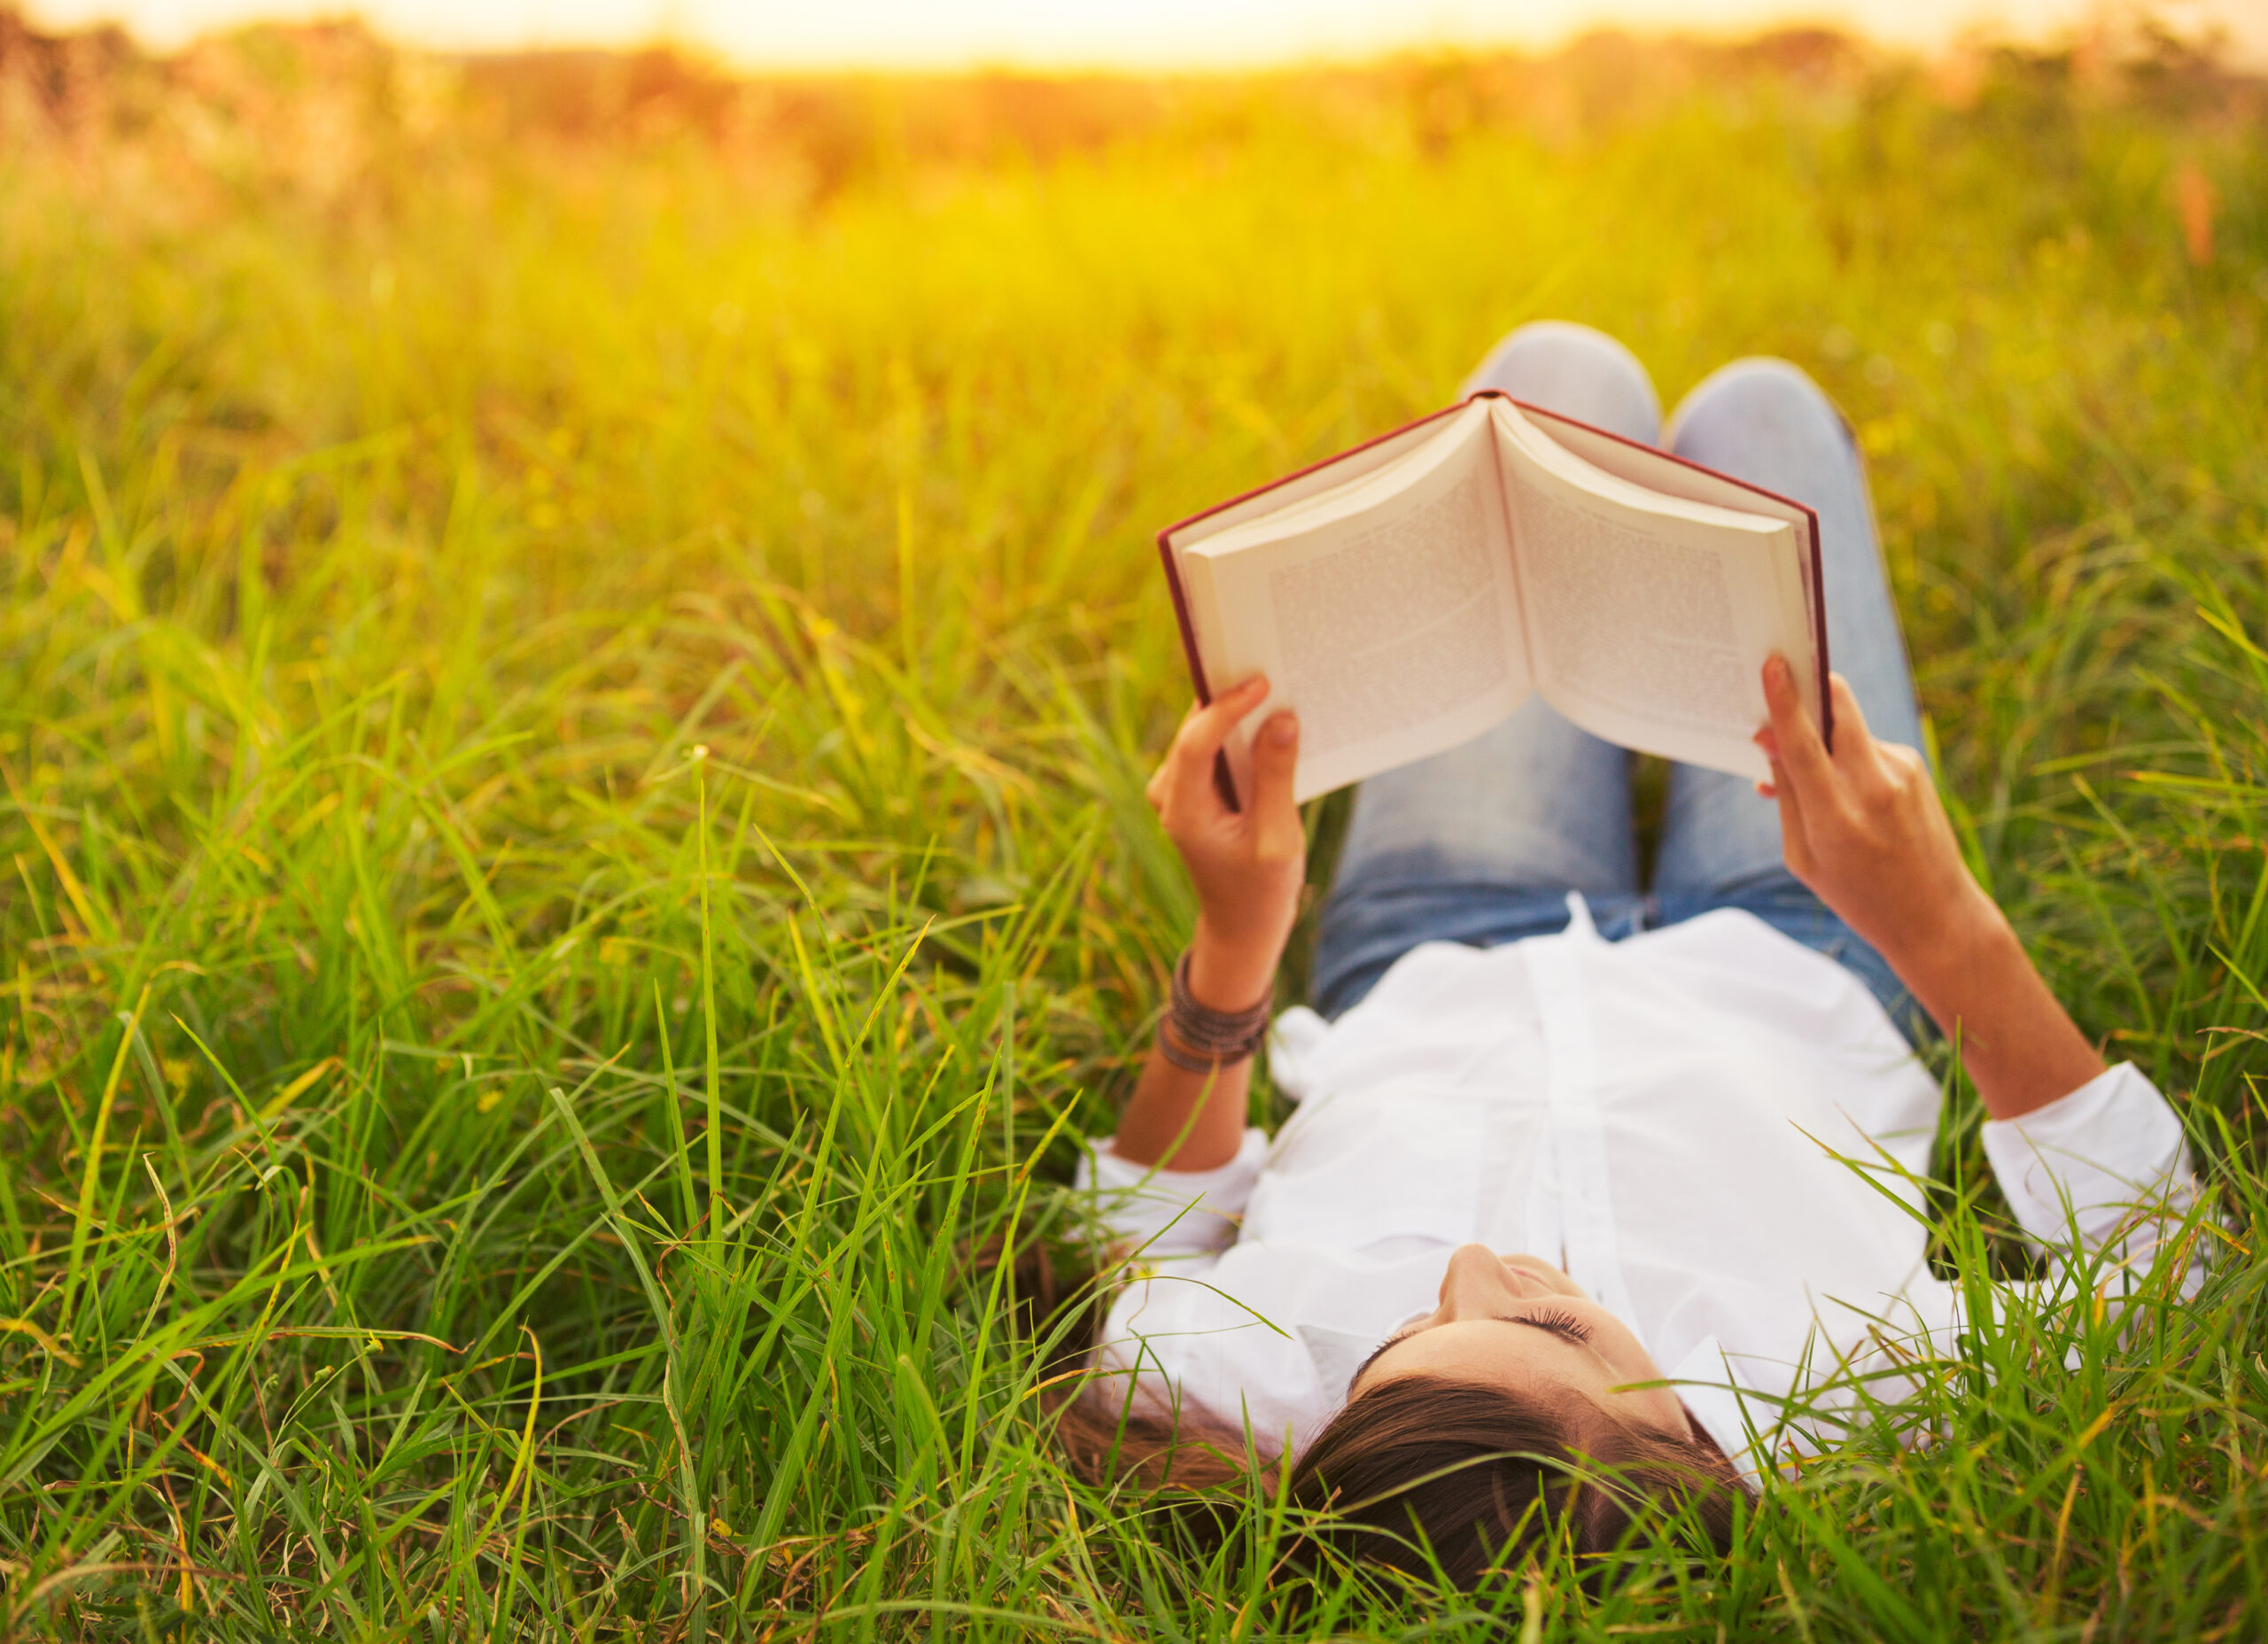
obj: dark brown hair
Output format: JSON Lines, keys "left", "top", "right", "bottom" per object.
{"left": 1281, "top": 1373, "right": 1746, "bottom": 1585}
{"left": 1009, "top": 1238, "right": 1750, "bottom": 1589}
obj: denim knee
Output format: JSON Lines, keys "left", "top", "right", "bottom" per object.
{"left": 1461, "top": 321, "right": 1664, "bottom": 446}
{"left": 1666, "top": 356, "right": 1856, "bottom": 452}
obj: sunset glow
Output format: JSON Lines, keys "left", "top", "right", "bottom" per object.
{"left": 27, "top": 0, "right": 2268, "bottom": 66}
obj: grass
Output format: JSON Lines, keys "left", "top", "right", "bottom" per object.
{"left": 2, "top": 14, "right": 2266, "bottom": 1640}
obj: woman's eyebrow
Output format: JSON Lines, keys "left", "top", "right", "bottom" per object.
{"left": 1347, "top": 1314, "right": 1580, "bottom": 1393}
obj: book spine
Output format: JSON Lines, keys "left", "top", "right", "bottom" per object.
{"left": 1806, "top": 508, "right": 1832, "bottom": 752}
{"left": 1154, "top": 535, "right": 1242, "bottom": 810}
{"left": 1155, "top": 534, "right": 1212, "bottom": 707}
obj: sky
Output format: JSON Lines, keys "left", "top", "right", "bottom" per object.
{"left": 27, "top": 0, "right": 2267, "bottom": 69}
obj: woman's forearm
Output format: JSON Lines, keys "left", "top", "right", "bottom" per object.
{"left": 1879, "top": 887, "right": 2107, "bottom": 1122}
{"left": 1110, "top": 922, "right": 1278, "bottom": 1171}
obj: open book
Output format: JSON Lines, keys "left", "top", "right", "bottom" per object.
{"left": 1159, "top": 392, "right": 1830, "bottom": 805}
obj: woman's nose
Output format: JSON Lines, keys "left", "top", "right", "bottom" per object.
{"left": 1440, "top": 1244, "right": 1513, "bottom": 1312}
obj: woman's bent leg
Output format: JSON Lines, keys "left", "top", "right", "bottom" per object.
{"left": 1312, "top": 322, "right": 1659, "bottom": 1020}
{"left": 1652, "top": 358, "right": 1925, "bottom": 1038}
{"left": 1458, "top": 320, "right": 1664, "bottom": 431}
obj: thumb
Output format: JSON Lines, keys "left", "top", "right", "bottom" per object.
{"left": 1248, "top": 711, "right": 1302, "bottom": 856}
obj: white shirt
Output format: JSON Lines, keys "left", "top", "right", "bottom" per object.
{"left": 1078, "top": 897, "right": 2197, "bottom": 1481}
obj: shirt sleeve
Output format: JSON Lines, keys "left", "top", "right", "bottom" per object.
{"left": 1979, "top": 1060, "right": 2202, "bottom": 1291}
{"left": 1089, "top": 1267, "right": 1327, "bottom": 1462}
{"left": 1692, "top": 1064, "right": 2202, "bottom": 1480}
{"left": 1074, "top": 1128, "right": 1270, "bottom": 1259}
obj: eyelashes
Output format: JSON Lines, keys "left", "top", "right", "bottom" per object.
{"left": 1349, "top": 1306, "right": 1598, "bottom": 1393}
{"left": 1507, "top": 1307, "right": 1595, "bottom": 1345}
{"left": 1347, "top": 1330, "right": 1410, "bottom": 1391}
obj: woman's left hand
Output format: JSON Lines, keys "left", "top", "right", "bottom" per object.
{"left": 1756, "top": 654, "right": 2105, "bottom": 1118}
{"left": 1146, "top": 674, "right": 1303, "bottom": 1007}
{"left": 1756, "top": 656, "right": 1989, "bottom": 968}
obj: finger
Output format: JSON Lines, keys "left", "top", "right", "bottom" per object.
{"left": 1148, "top": 705, "right": 1203, "bottom": 809}
{"left": 1148, "top": 700, "right": 1198, "bottom": 802}
{"left": 1759, "top": 653, "right": 1836, "bottom": 800}
{"left": 1878, "top": 741, "right": 1938, "bottom": 812}
{"left": 1883, "top": 741, "right": 1930, "bottom": 781}
{"left": 1824, "top": 674, "right": 1876, "bottom": 769}
{"left": 1247, "top": 711, "right": 1302, "bottom": 858}
{"left": 1825, "top": 672, "right": 1915, "bottom": 802}
{"left": 1168, "top": 676, "right": 1270, "bottom": 795}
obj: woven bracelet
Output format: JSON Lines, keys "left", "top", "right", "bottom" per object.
{"left": 1157, "top": 948, "right": 1273, "bottom": 1073}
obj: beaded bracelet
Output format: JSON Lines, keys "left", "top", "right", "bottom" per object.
{"left": 1157, "top": 948, "right": 1273, "bottom": 1074}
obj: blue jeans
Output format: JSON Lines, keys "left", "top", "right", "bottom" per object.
{"left": 1312, "top": 322, "right": 1928, "bottom": 1042}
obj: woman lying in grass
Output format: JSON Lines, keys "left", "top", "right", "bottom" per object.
{"left": 1065, "top": 323, "right": 2202, "bottom": 1585}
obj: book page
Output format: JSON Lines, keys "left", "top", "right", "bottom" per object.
{"left": 1182, "top": 401, "right": 1529, "bottom": 803}
{"left": 1514, "top": 402, "right": 1825, "bottom": 733}
{"left": 1170, "top": 402, "right": 1473, "bottom": 554}
{"left": 1493, "top": 402, "right": 1806, "bottom": 781}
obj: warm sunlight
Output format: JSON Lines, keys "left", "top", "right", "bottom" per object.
{"left": 11, "top": 0, "right": 2265, "bottom": 1610}
{"left": 26, "top": 0, "right": 2268, "bottom": 64}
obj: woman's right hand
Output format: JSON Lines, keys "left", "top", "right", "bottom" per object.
{"left": 1146, "top": 675, "right": 1304, "bottom": 1009}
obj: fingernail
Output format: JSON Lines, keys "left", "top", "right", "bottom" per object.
{"left": 1269, "top": 714, "right": 1299, "bottom": 746}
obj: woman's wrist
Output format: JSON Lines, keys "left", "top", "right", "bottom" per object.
{"left": 1871, "top": 880, "right": 2008, "bottom": 996}
{"left": 1186, "top": 915, "right": 1284, "bottom": 1013}
{"left": 1877, "top": 882, "right": 2107, "bottom": 1119}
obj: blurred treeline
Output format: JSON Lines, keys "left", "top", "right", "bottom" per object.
{"left": 2, "top": 6, "right": 2257, "bottom": 215}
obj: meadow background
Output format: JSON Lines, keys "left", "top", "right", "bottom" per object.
{"left": 3, "top": 8, "right": 2266, "bottom": 1638}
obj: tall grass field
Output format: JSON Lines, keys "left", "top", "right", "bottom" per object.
{"left": 3, "top": 13, "right": 2266, "bottom": 1639}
